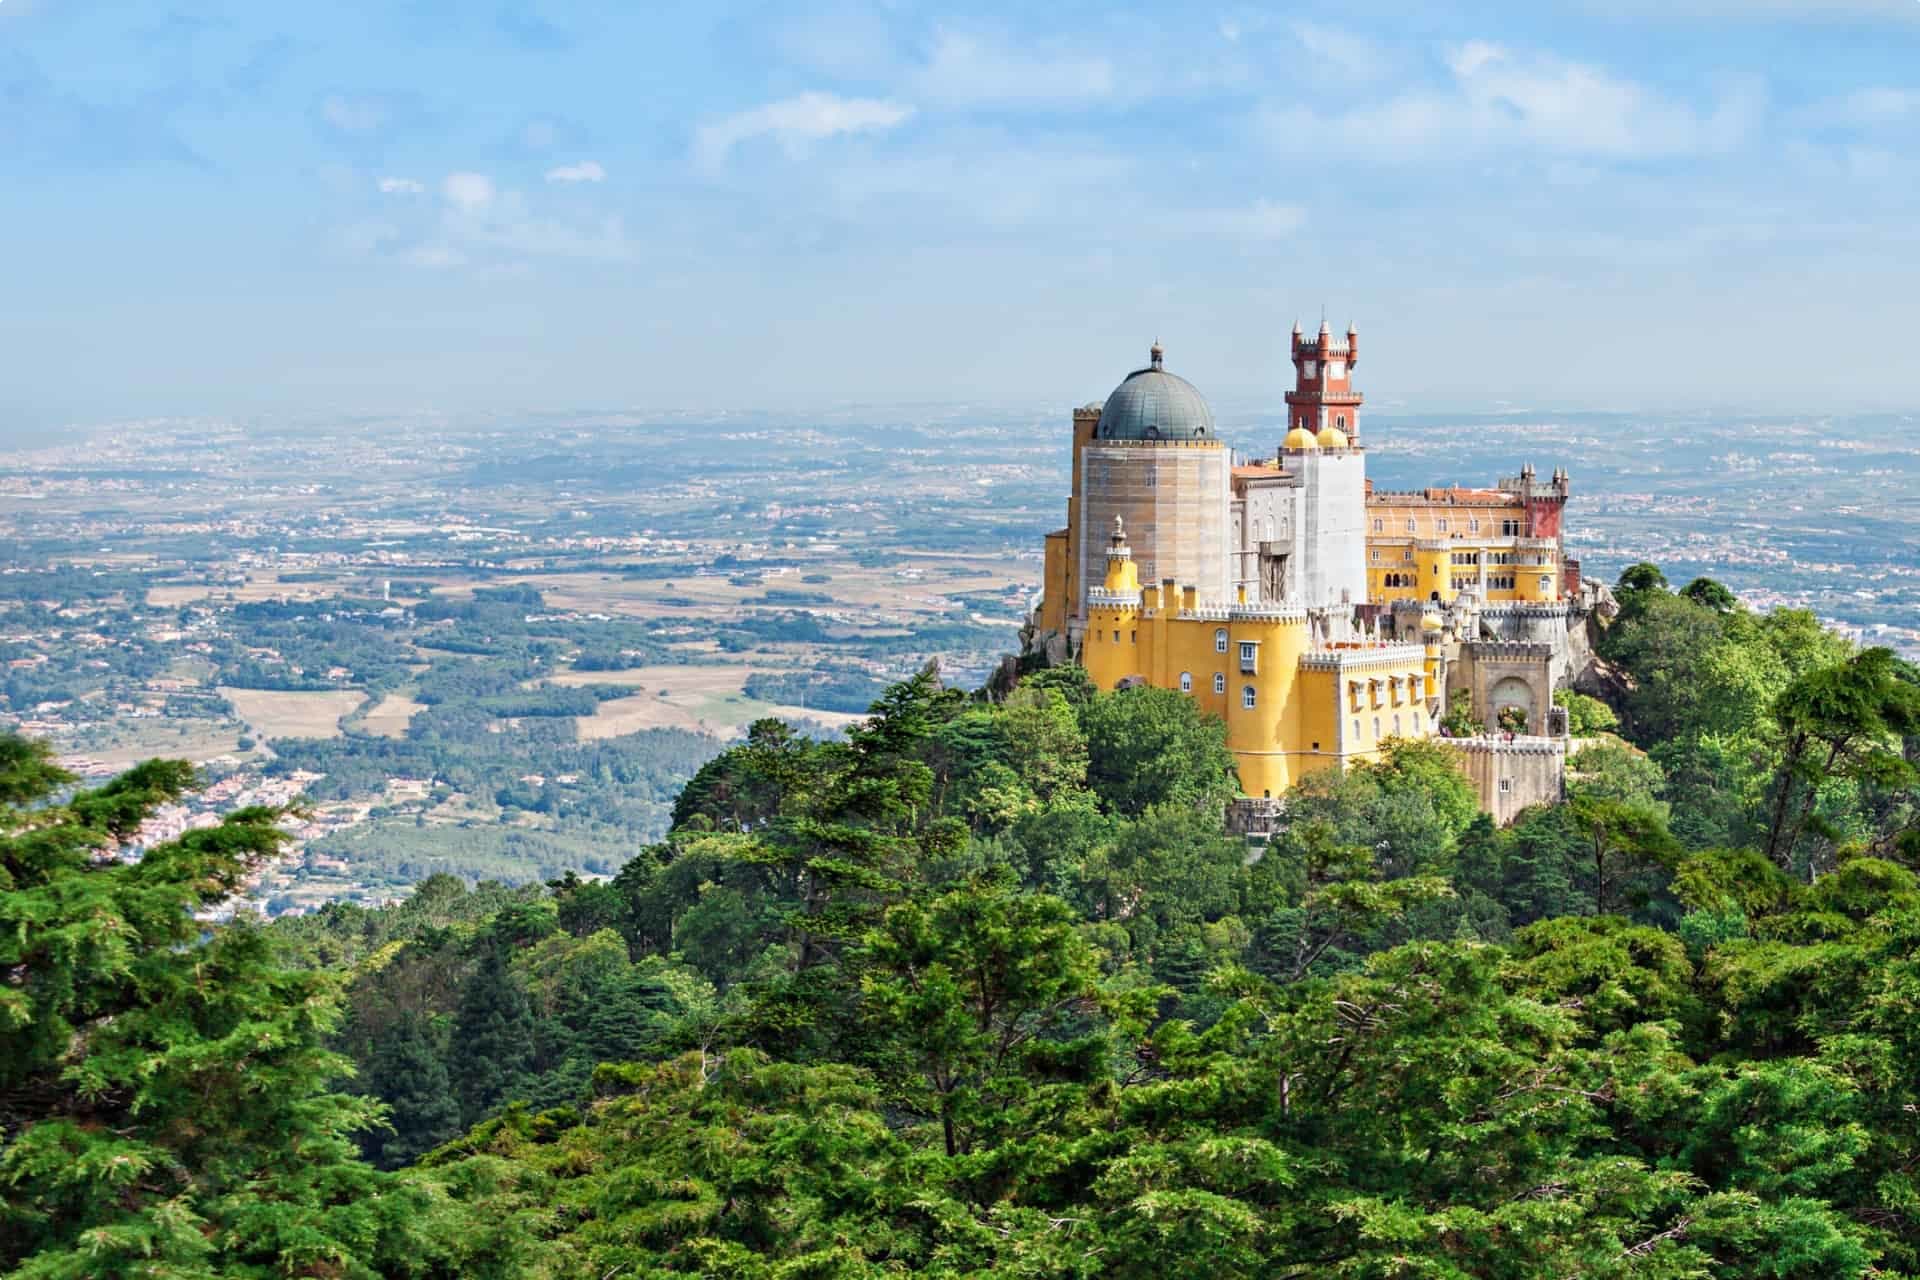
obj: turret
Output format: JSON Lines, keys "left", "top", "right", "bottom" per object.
{"left": 1286, "top": 311, "right": 1362, "bottom": 443}
{"left": 1103, "top": 516, "right": 1139, "bottom": 596}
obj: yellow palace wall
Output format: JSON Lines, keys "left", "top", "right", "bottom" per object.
{"left": 1081, "top": 561, "right": 1431, "bottom": 798}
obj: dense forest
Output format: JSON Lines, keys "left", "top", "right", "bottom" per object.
{"left": 5, "top": 563, "right": 1920, "bottom": 1278}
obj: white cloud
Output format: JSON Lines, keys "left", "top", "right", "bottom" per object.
{"left": 321, "top": 95, "right": 385, "bottom": 134}
{"left": 1804, "top": 87, "right": 1920, "bottom": 127}
{"left": 1578, "top": 0, "right": 1920, "bottom": 20}
{"left": 443, "top": 172, "right": 496, "bottom": 212}
{"left": 1181, "top": 200, "right": 1307, "bottom": 242}
{"left": 1292, "top": 23, "right": 1389, "bottom": 82}
{"left": 1264, "top": 42, "right": 1758, "bottom": 160}
{"left": 377, "top": 176, "right": 425, "bottom": 195}
{"left": 695, "top": 92, "right": 913, "bottom": 168}
{"left": 911, "top": 28, "right": 1115, "bottom": 106}
{"left": 544, "top": 160, "right": 606, "bottom": 183}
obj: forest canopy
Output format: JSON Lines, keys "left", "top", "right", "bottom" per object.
{"left": 5, "top": 562, "right": 1920, "bottom": 1278}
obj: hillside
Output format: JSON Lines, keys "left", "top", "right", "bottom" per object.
{"left": 4, "top": 562, "right": 1919, "bottom": 1278}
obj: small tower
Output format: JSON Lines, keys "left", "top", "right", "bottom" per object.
{"left": 1286, "top": 317, "right": 1362, "bottom": 444}
{"left": 1103, "top": 515, "right": 1140, "bottom": 597}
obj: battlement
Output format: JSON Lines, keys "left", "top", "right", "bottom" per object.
{"left": 1463, "top": 640, "right": 1554, "bottom": 661}
{"left": 1298, "top": 643, "right": 1426, "bottom": 671}
{"left": 1479, "top": 602, "right": 1575, "bottom": 620}
{"left": 1082, "top": 437, "right": 1226, "bottom": 450}
{"left": 1439, "top": 735, "right": 1567, "bottom": 758}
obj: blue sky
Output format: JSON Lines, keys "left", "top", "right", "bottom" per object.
{"left": 3, "top": 0, "right": 1918, "bottom": 427}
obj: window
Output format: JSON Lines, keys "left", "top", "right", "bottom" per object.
{"left": 1371, "top": 549, "right": 1381, "bottom": 563}
{"left": 1373, "top": 716, "right": 1381, "bottom": 738}
{"left": 1336, "top": 414, "right": 1347, "bottom": 428}
{"left": 1144, "top": 464, "right": 1157, "bottom": 489}
{"left": 1470, "top": 517, "right": 1481, "bottom": 533}
{"left": 1403, "top": 549, "right": 1413, "bottom": 562}
{"left": 1412, "top": 711, "right": 1422, "bottom": 731}
{"left": 1372, "top": 517, "right": 1384, "bottom": 532}
{"left": 1129, "top": 629, "right": 1136, "bottom": 644}
{"left": 1352, "top": 718, "right": 1361, "bottom": 740}
{"left": 1499, "top": 778, "right": 1513, "bottom": 795}
{"left": 1179, "top": 671, "right": 1192, "bottom": 692}
{"left": 1540, "top": 575, "right": 1552, "bottom": 594}
{"left": 1239, "top": 641, "right": 1258, "bottom": 667}
{"left": 1214, "top": 672, "right": 1226, "bottom": 694}
{"left": 1405, "top": 518, "right": 1416, "bottom": 533}
{"left": 1214, "top": 628, "right": 1228, "bottom": 653}
{"left": 1436, "top": 518, "right": 1449, "bottom": 533}
{"left": 1393, "top": 714, "right": 1402, "bottom": 735}
{"left": 1112, "top": 629, "right": 1120, "bottom": 643}
{"left": 1243, "top": 685, "right": 1258, "bottom": 710}
{"left": 1502, "top": 519, "right": 1521, "bottom": 536}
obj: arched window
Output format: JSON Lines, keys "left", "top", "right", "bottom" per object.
{"left": 1393, "top": 714, "right": 1401, "bottom": 735}
{"left": 1353, "top": 718, "right": 1361, "bottom": 740}
{"left": 1373, "top": 716, "right": 1382, "bottom": 738}
{"left": 1213, "top": 672, "right": 1226, "bottom": 695}
{"left": 1242, "top": 685, "right": 1258, "bottom": 710}
{"left": 1336, "top": 414, "right": 1347, "bottom": 429}
{"left": 1214, "top": 628, "right": 1228, "bottom": 653}
{"left": 1179, "top": 671, "right": 1192, "bottom": 693}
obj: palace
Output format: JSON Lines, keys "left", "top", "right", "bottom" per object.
{"left": 1030, "top": 322, "right": 1592, "bottom": 819}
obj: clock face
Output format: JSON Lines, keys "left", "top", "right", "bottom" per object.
{"left": 1302, "top": 361, "right": 1318, "bottom": 379}
{"left": 1326, "top": 360, "right": 1346, "bottom": 380}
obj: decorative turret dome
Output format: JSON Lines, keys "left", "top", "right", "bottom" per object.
{"left": 1094, "top": 342, "right": 1215, "bottom": 441}
{"left": 1420, "top": 612, "right": 1444, "bottom": 633}
{"left": 1316, "top": 425, "right": 1349, "bottom": 449}
{"left": 1282, "top": 425, "right": 1318, "bottom": 451}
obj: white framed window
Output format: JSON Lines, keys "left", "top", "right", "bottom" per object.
{"left": 1499, "top": 778, "right": 1514, "bottom": 795}
{"left": 1213, "top": 672, "right": 1226, "bottom": 695}
{"left": 1436, "top": 518, "right": 1449, "bottom": 533}
{"left": 1540, "top": 575, "right": 1552, "bottom": 594}
{"left": 1373, "top": 716, "right": 1381, "bottom": 738}
{"left": 1470, "top": 517, "right": 1481, "bottom": 533}
{"left": 1179, "top": 671, "right": 1192, "bottom": 692}
{"left": 1214, "top": 628, "right": 1228, "bottom": 653}
{"left": 1372, "top": 517, "right": 1384, "bottom": 532}
{"left": 1336, "top": 414, "right": 1347, "bottom": 428}
{"left": 1371, "top": 549, "right": 1381, "bottom": 562}
{"left": 1243, "top": 685, "right": 1258, "bottom": 710}
{"left": 1403, "top": 549, "right": 1413, "bottom": 562}
{"left": 1393, "top": 714, "right": 1401, "bottom": 735}
{"left": 1145, "top": 464, "right": 1157, "bottom": 489}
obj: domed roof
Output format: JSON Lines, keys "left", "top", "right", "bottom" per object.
{"left": 1283, "top": 425, "right": 1318, "bottom": 451}
{"left": 1420, "top": 612, "right": 1445, "bottom": 633}
{"left": 1094, "top": 343, "right": 1215, "bottom": 441}
{"left": 1316, "top": 425, "right": 1349, "bottom": 449}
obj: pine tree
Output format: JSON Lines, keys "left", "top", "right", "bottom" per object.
{"left": 0, "top": 737, "right": 463, "bottom": 1278}
{"left": 450, "top": 944, "right": 536, "bottom": 1126}
{"left": 364, "top": 1011, "right": 462, "bottom": 1169}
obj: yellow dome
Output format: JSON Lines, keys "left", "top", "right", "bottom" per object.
{"left": 1316, "top": 425, "right": 1349, "bottom": 449}
{"left": 1420, "top": 613, "right": 1444, "bottom": 633}
{"left": 1283, "top": 426, "right": 1318, "bottom": 451}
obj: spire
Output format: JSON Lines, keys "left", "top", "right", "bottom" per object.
{"left": 1149, "top": 339, "right": 1164, "bottom": 371}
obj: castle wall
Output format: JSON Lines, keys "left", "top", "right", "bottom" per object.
{"left": 1292, "top": 449, "right": 1367, "bottom": 609}
{"left": 1442, "top": 738, "right": 1567, "bottom": 826}
{"left": 1077, "top": 441, "right": 1229, "bottom": 619}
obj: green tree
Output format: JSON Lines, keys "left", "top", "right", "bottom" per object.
{"left": 0, "top": 738, "right": 459, "bottom": 1278}
{"left": 859, "top": 875, "right": 1105, "bottom": 1156}
{"left": 1082, "top": 684, "right": 1240, "bottom": 816}
{"left": 362, "top": 1012, "right": 462, "bottom": 1169}
{"left": 1763, "top": 648, "right": 1920, "bottom": 874}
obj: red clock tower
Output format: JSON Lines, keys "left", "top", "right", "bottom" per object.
{"left": 1285, "top": 319, "right": 1362, "bottom": 442}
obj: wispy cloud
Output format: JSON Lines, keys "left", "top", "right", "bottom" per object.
{"left": 544, "top": 160, "right": 606, "bottom": 183}
{"left": 911, "top": 28, "right": 1116, "bottom": 107}
{"left": 321, "top": 94, "right": 386, "bottom": 134}
{"left": 1264, "top": 42, "right": 1759, "bottom": 160}
{"left": 442, "top": 172, "right": 496, "bottom": 212}
{"left": 695, "top": 92, "right": 913, "bottom": 168}
{"left": 377, "top": 176, "right": 424, "bottom": 195}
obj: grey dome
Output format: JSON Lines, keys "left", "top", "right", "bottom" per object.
{"left": 1095, "top": 346, "right": 1214, "bottom": 441}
